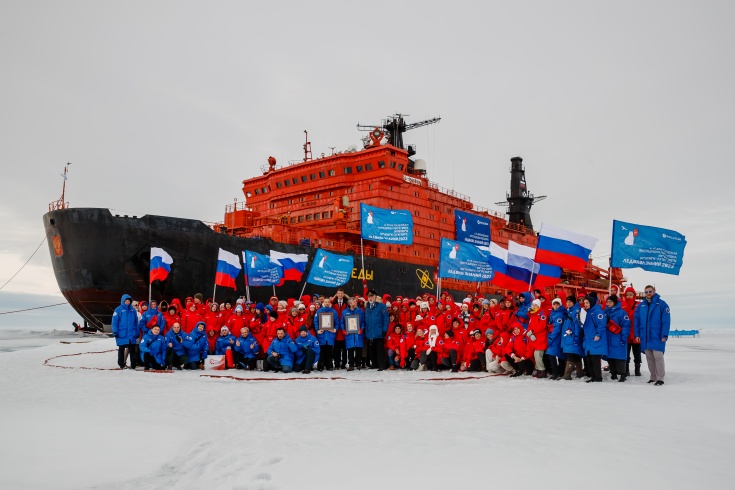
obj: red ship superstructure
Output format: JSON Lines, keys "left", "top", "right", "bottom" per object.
{"left": 220, "top": 115, "right": 619, "bottom": 296}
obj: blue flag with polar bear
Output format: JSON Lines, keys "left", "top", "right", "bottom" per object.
{"left": 610, "top": 220, "right": 686, "bottom": 275}
{"left": 438, "top": 238, "right": 494, "bottom": 281}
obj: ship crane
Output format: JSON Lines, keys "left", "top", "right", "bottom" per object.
{"left": 356, "top": 114, "right": 441, "bottom": 152}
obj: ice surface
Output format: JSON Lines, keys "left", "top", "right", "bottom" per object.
{"left": 1, "top": 332, "right": 734, "bottom": 489}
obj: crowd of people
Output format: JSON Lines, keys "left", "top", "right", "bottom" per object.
{"left": 110, "top": 284, "right": 671, "bottom": 384}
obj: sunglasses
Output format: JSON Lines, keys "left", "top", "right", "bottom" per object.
{"left": 644, "top": 290, "right": 654, "bottom": 294}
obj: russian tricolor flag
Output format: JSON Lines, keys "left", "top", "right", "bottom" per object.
{"left": 215, "top": 248, "right": 241, "bottom": 289}
{"left": 149, "top": 247, "right": 173, "bottom": 283}
{"left": 488, "top": 243, "right": 533, "bottom": 293}
{"left": 535, "top": 223, "right": 598, "bottom": 273}
{"left": 507, "top": 241, "right": 562, "bottom": 289}
{"left": 270, "top": 250, "right": 308, "bottom": 284}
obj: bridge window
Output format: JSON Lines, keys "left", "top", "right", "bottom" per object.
{"left": 319, "top": 171, "right": 326, "bottom": 178}
{"left": 344, "top": 167, "right": 352, "bottom": 174}
{"left": 356, "top": 165, "right": 363, "bottom": 173}
{"left": 328, "top": 169, "right": 335, "bottom": 176}
{"left": 390, "top": 161, "right": 396, "bottom": 168}
{"left": 322, "top": 212, "right": 330, "bottom": 219}
{"left": 310, "top": 174, "right": 316, "bottom": 181}
{"left": 292, "top": 178, "right": 299, "bottom": 185}
{"left": 365, "top": 163, "right": 373, "bottom": 170}
{"left": 306, "top": 214, "right": 312, "bottom": 221}
{"left": 301, "top": 175, "right": 308, "bottom": 183}
{"left": 378, "top": 160, "right": 385, "bottom": 168}
{"left": 255, "top": 189, "right": 260, "bottom": 195}
{"left": 276, "top": 182, "right": 283, "bottom": 188}
{"left": 284, "top": 180, "right": 290, "bottom": 187}
{"left": 398, "top": 164, "right": 404, "bottom": 171}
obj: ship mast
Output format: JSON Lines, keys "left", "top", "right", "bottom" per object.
{"left": 49, "top": 162, "right": 71, "bottom": 211}
{"left": 495, "top": 156, "right": 545, "bottom": 230}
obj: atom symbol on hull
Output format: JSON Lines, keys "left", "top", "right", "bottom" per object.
{"left": 416, "top": 269, "right": 434, "bottom": 289}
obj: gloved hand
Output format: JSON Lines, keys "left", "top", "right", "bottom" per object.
{"left": 112, "top": 332, "right": 118, "bottom": 338}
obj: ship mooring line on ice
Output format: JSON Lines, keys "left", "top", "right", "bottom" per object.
{"left": 0, "top": 302, "right": 69, "bottom": 315}
{"left": 0, "top": 236, "right": 47, "bottom": 291}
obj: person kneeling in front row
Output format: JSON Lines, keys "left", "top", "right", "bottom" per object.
{"left": 294, "top": 326, "right": 320, "bottom": 374}
{"left": 165, "top": 322, "right": 189, "bottom": 370}
{"left": 233, "top": 326, "right": 259, "bottom": 370}
{"left": 267, "top": 327, "right": 298, "bottom": 373}
{"left": 140, "top": 325, "right": 167, "bottom": 370}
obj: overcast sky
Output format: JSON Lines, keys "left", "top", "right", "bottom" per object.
{"left": 1, "top": 1, "right": 733, "bottom": 328}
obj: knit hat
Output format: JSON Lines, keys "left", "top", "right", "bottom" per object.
{"left": 255, "top": 302, "right": 265, "bottom": 311}
{"left": 552, "top": 298, "right": 562, "bottom": 306}
{"left": 485, "top": 328, "right": 494, "bottom": 337}
{"left": 470, "top": 329, "right": 481, "bottom": 336}
{"left": 444, "top": 329, "right": 455, "bottom": 337}
{"left": 532, "top": 299, "right": 542, "bottom": 308}
{"left": 299, "top": 325, "right": 308, "bottom": 332}
{"left": 235, "top": 305, "right": 244, "bottom": 313}
{"left": 607, "top": 295, "right": 619, "bottom": 305}
{"left": 482, "top": 299, "right": 490, "bottom": 305}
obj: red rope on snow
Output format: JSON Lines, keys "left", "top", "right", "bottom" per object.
{"left": 44, "top": 349, "right": 121, "bottom": 371}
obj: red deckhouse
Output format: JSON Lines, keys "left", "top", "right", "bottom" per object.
{"left": 220, "top": 115, "right": 616, "bottom": 295}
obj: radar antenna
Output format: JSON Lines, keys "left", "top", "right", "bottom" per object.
{"left": 357, "top": 114, "right": 441, "bottom": 150}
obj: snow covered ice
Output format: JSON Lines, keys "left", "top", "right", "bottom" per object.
{"left": 1, "top": 330, "right": 733, "bottom": 489}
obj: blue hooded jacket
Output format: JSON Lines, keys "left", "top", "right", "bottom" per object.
{"left": 515, "top": 292, "right": 533, "bottom": 326}
{"left": 546, "top": 305, "right": 566, "bottom": 359}
{"left": 233, "top": 333, "right": 260, "bottom": 359}
{"left": 138, "top": 305, "right": 165, "bottom": 333}
{"left": 364, "top": 300, "right": 389, "bottom": 340}
{"left": 267, "top": 335, "right": 298, "bottom": 368}
{"left": 341, "top": 307, "right": 365, "bottom": 349}
{"left": 605, "top": 303, "right": 631, "bottom": 360}
{"left": 183, "top": 322, "right": 208, "bottom": 362}
{"left": 634, "top": 293, "right": 671, "bottom": 352}
{"left": 111, "top": 294, "right": 139, "bottom": 346}
{"left": 165, "top": 328, "right": 187, "bottom": 356}
{"left": 582, "top": 297, "right": 608, "bottom": 356}
{"left": 140, "top": 330, "right": 167, "bottom": 365}
{"left": 215, "top": 333, "right": 237, "bottom": 355}
{"left": 562, "top": 302, "right": 585, "bottom": 357}
{"left": 294, "top": 332, "right": 321, "bottom": 366}
{"left": 314, "top": 306, "right": 339, "bottom": 346}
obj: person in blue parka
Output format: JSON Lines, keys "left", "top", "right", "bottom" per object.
{"left": 165, "top": 322, "right": 188, "bottom": 370}
{"left": 561, "top": 296, "right": 584, "bottom": 379}
{"left": 266, "top": 327, "right": 298, "bottom": 373}
{"left": 140, "top": 325, "right": 167, "bottom": 370}
{"left": 112, "top": 293, "right": 140, "bottom": 369}
{"left": 604, "top": 295, "right": 631, "bottom": 382}
{"left": 314, "top": 298, "right": 340, "bottom": 371}
{"left": 581, "top": 292, "right": 608, "bottom": 382}
{"left": 214, "top": 326, "right": 237, "bottom": 355}
{"left": 233, "top": 326, "right": 260, "bottom": 370}
{"left": 341, "top": 297, "right": 365, "bottom": 370}
{"left": 364, "top": 290, "right": 389, "bottom": 370}
{"left": 634, "top": 286, "right": 671, "bottom": 386}
{"left": 183, "top": 321, "right": 208, "bottom": 369}
{"left": 139, "top": 298, "right": 166, "bottom": 334}
{"left": 514, "top": 292, "right": 533, "bottom": 328}
{"left": 546, "top": 298, "right": 567, "bottom": 379}
{"left": 294, "top": 326, "right": 320, "bottom": 374}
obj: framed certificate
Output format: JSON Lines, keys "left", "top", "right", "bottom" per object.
{"left": 318, "top": 312, "right": 335, "bottom": 332}
{"left": 344, "top": 314, "right": 360, "bottom": 334}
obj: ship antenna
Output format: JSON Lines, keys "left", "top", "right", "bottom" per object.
{"left": 303, "top": 130, "right": 313, "bottom": 162}
{"left": 50, "top": 162, "right": 72, "bottom": 211}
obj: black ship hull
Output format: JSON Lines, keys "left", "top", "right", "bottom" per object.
{"left": 43, "top": 208, "right": 441, "bottom": 329}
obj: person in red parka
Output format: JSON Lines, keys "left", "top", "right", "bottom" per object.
{"left": 622, "top": 285, "right": 642, "bottom": 376}
{"left": 403, "top": 323, "right": 417, "bottom": 369}
{"left": 501, "top": 322, "right": 534, "bottom": 377}
{"left": 385, "top": 324, "right": 406, "bottom": 370}
{"left": 227, "top": 305, "right": 249, "bottom": 340}
{"left": 461, "top": 329, "right": 487, "bottom": 372}
{"left": 204, "top": 302, "right": 222, "bottom": 353}
{"left": 486, "top": 328, "right": 512, "bottom": 374}
{"left": 440, "top": 329, "right": 462, "bottom": 372}
{"left": 163, "top": 305, "right": 181, "bottom": 335}
{"left": 181, "top": 301, "right": 204, "bottom": 334}
{"left": 410, "top": 327, "right": 428, "bottom": 370}
{"left": 526, "top": 299, "right": 550, "bottom": 378}
{"left": 495, "top": 297, "right": 516, "bottom": 333}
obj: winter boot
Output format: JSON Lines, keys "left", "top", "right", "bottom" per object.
{"left": 635, "top": 362, "right": 642, "bottom": 376}
{"left": 534, "top": 371, "right": 547, "bottom": 379}
{"left": 451, "top": 365, "right": 459, "bottom": 373}
{"left": 562, "top": 362, "right": 574, "bottom": 380}
{"left": 618, "top": 374, "right": 627, "bottom": 382}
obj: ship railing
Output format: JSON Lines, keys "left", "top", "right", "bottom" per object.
{"left": 48, "top": 199, "right": 68, "bottom": 212}
{"left": 225, "top": 202, "right": 253, "bottom": 213}
{"left": 425, "top": 182, "right": 506, "bottom": 219}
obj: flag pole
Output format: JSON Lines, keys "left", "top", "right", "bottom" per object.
{"left": 273, "top": 285, "right": 276, "bottom": 298}
{"left": 299, "top": 281, "right": 308, "bottom": 300}
{"left": 527, "top": 260, "right": 535, "bottom": 292}
{"left": 148, "top": 282, "right": 152, "bottom": 306}
{"left": 148, "top": 249, "right": 152, "bottom": 305}
{"left": 213, "top": 284, "right": 217, "bottom": 304}
{"left": 360, "top": 236, "right": 367, "bottom": 297}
